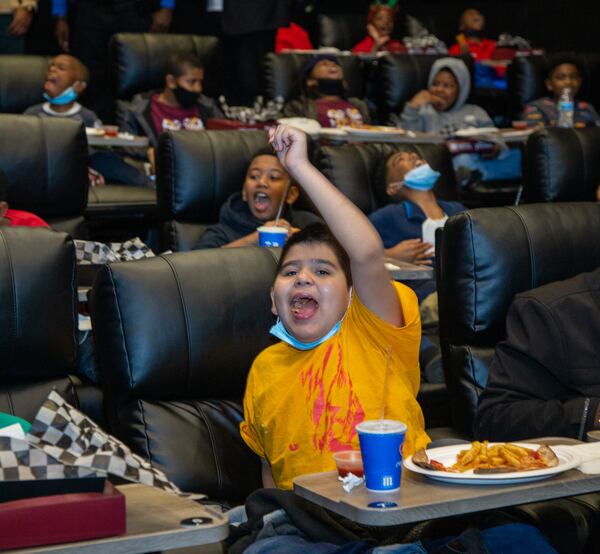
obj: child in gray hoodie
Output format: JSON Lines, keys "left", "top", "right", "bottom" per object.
{"left": 394, "top": 57, "right": 521, "bottom": 183}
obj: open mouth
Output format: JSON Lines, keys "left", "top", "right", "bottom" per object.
{"left": 253, "top": 191, "right": 271, "bottom": 213}
{"left": 44, "top": 75, "right": 58, "bottom": 93}
{"left": 290, "top": 294, "right": 319, "bottom": 320}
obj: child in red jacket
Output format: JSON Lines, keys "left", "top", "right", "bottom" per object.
{"left": 0, "top": 170, "right": 48, "bottom": 228}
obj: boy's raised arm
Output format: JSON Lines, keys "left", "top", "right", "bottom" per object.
{"left": 269, "top": 126, "right": 404, "bottom": 327}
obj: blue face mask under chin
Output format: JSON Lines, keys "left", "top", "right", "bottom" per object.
{"left": 44, "top": 86, "right": 78, "bottom": 106}
{"left": 403, "top": 163, "right": 441, "bottom": 191}
{"left": 270, "top": 288, "right": 352, "bottom": 350}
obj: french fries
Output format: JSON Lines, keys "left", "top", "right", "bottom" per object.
{"left": 451, "top": 441, "right": 557, "bottom": 473}
{"left": 412, "top": 442, "right": 559, "bottom": 474}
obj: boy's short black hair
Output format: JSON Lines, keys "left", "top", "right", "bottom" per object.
{"left": 276, "top": 223, "right": 352, "bottom": 286}
{"left": 251, "top": 146, "right": 278, "bottom": 161}
{"left": 0, "top": 169, "right": 8, "bottom": 203}
{"left": 373, "top": 145, "right": 420, "bottom": 205}
{"left": 546, "top": 54, "right": 582, "bottom": 78}
{"left": 165, "top": 51, "right": 204, "bottom": 78}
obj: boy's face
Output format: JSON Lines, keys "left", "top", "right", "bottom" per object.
{"left": 386, "top": 151, "right": 424, "bottom": 194}
{"left": 242, "top": 155, "right": 297, "bottom": 221}
{"left": 309, "top": 59, "right": 343, "bottom": 81}
{"left": 546, "top": 63, "right": 582, "bottom": 98}
{"left": 461, "top": 9, "right": 485, "bottom": 32}
{"left": 271, "top": 242, "right": 350, "bottom": 343}
{"left": 372, "top": 9, "right": 394, "bottom": 37}
{"left": 44, "top": 55, "right": 84, "bottom": 98}
{"left": 166, "top": 66, "right": 204, "bottom": 93}
{"left": 430, "top": 69, "right": 459, "bottom": 112}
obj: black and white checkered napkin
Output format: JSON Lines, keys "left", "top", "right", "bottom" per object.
{"left": 74, "top": 237, "right": 155, "bottom": 265}
{"left": 0, "top": 391, "right": 183, "bottom": 495}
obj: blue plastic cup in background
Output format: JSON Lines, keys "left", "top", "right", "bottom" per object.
{"left": 258, "top": 226, "right": 288, "bottom": 248}
{"left": 356, "top": 420, "right": 407, "bottom": 492}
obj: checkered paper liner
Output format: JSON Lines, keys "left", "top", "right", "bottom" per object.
{"left": 0, "top": 391, "right": 183, "bottom": 496}
{"left": 74, "top": 237, "right": 155, "bottom": 265}
{"left": 0, "top": 436, "right": 97, "bottom": 482}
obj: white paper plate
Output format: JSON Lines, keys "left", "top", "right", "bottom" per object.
{"left": 85, "top": 127, "right": 105, "bottom": 136}
{"left": 404, "top": 443, "right": 581, "bottom": 485}
{"left": 340, "top": 126, "right": 405, "bottom": 138}
{"left": 453, "top": 127, "right": 499, "bottom": 138}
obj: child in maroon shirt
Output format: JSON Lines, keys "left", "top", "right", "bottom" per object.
{"left": 282, "top": 54, "right": 370, "bottom": 128}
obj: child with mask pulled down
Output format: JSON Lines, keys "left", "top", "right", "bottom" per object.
{"left": 240, "top": 125, "right": 429, "bottom": 491}
{"left": 24, "top": 54, "right": 150, "bottom": 187}
{"left": 282, "top": 54, "right": 371, "bottom": 128}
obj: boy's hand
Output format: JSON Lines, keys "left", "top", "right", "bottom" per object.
{"left": 387, "top": 239, "right": 433, "bottom": 265}
{"left": 269, "top": 125, "right": 310, "bottom": 175}
{"left": 409, "top": 90, "right": 434, "bottom": 109}
{"left": 263, "top": 218, "right": 299, "bottom": 235}
{"left": 8, "top": 7, "right": 33, "bottom": 37}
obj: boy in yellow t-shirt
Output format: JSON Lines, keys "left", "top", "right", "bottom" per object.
{"left": 240, "top": 125, "right": 430, "bottom": 490}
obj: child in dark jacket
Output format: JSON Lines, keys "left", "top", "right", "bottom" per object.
{"left": 118, "top": 51, "right": 223, "bottom": 171}
{"left": 195, "top": 148, "right": 320, "bottom": 249}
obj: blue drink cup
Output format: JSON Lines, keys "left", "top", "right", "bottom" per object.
{"left": 356, "top": 420, "right": 407, "bottom": 492}
{"left": 258, "top": 226, "right": 288, "bottom": 248}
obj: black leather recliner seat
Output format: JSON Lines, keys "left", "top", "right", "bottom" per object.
{"left": 90, "top": 247, "right": 277, "bottom": 501}
{"left": 523, "top": 127, "right": 600, "bottom": 203}
{"left": 0, "top": 55, "right": 48, "bottom": 114}
{"left": 0, "top": 228, "right": 104, "bottom": 427}
{"left": 156, "top": 129, "right": 270, "bottom": 252}
{"left": 0, "top": 115, "right": 88, "bottom": 238}
{"left": 436, "top": 202, "right": 600, "bottom": 554}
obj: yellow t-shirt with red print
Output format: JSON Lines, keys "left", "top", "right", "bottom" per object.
{"left": 240, "top": 281, "right": 430, "bottom": 490}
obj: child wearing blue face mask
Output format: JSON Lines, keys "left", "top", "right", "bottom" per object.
{"left": 25, "top": 55, "right": 100, "bottom": 127}
{"left": 240, "top": 125, "right": 429, "bottom": 490}
{"left": 25, "top": 55, "right": 151, "bottom": 188}
{"left": 369, "top": 149, "right": 466, "bottom": 268}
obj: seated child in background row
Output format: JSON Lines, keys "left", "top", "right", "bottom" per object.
{"left": 195, "top": 148, "right": 320, "bottom": 249}
{"left": 352, "top": 1, "right": 407, "bottom": 55}
{"left": 522, "top": 58, "right": 600, "bottom": 128}
{"left": 24, "top": 55, "right": 149, "bottom": 188}
{"left": 369, "top": 149, "right": 465, "bottom": 270}
{"left": 0, "top": 169, "right": 48, "bottom": 228}
{"left": 240, "top": 125, "right": 429, "bottom": 490}
{"left": 283, "top": 54, "right": 371, "bottom": 128}
{"left": 448, "top": 8, "right": 496, "bottom": 61}
{"left": 118, "top": 51, "right": 223, "bottom": 171}
{"left": 395, "top": 57, "right": 521, "bottom": 183}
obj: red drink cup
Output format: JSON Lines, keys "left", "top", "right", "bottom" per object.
{"left": 333, "top": 450, "right": 364, "bottom": 478}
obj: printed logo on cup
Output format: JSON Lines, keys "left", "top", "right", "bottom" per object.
{"left": 382, "top": 476, "right": 393, "bottom": 487}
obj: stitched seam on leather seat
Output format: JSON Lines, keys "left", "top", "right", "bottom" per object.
{"left": 507, "top": 207, "right": 536, "bottom": 288}
{"left": 162, "top": 256, "right": 192, "bottom": 391}
{"left": 195, "top": 403, "right": 223, "bottom": 493}
{"left": 0, "top": 232, "right": 17, "bottom": 368}
{"left": 68, "top": 238, "right": 77, "bottom": 369}
{"left": 137, "top": 398, "right": 154, "bottom": 461}
{"left": 466, "top": 213, "right": 478, "bottom": 332}
{"left": 105, "top": 267, "right": 135, "bottom": 390}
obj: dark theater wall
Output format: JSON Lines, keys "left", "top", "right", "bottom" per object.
{"left": 319, "top": 0, "right": 600, "bottom": 53}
